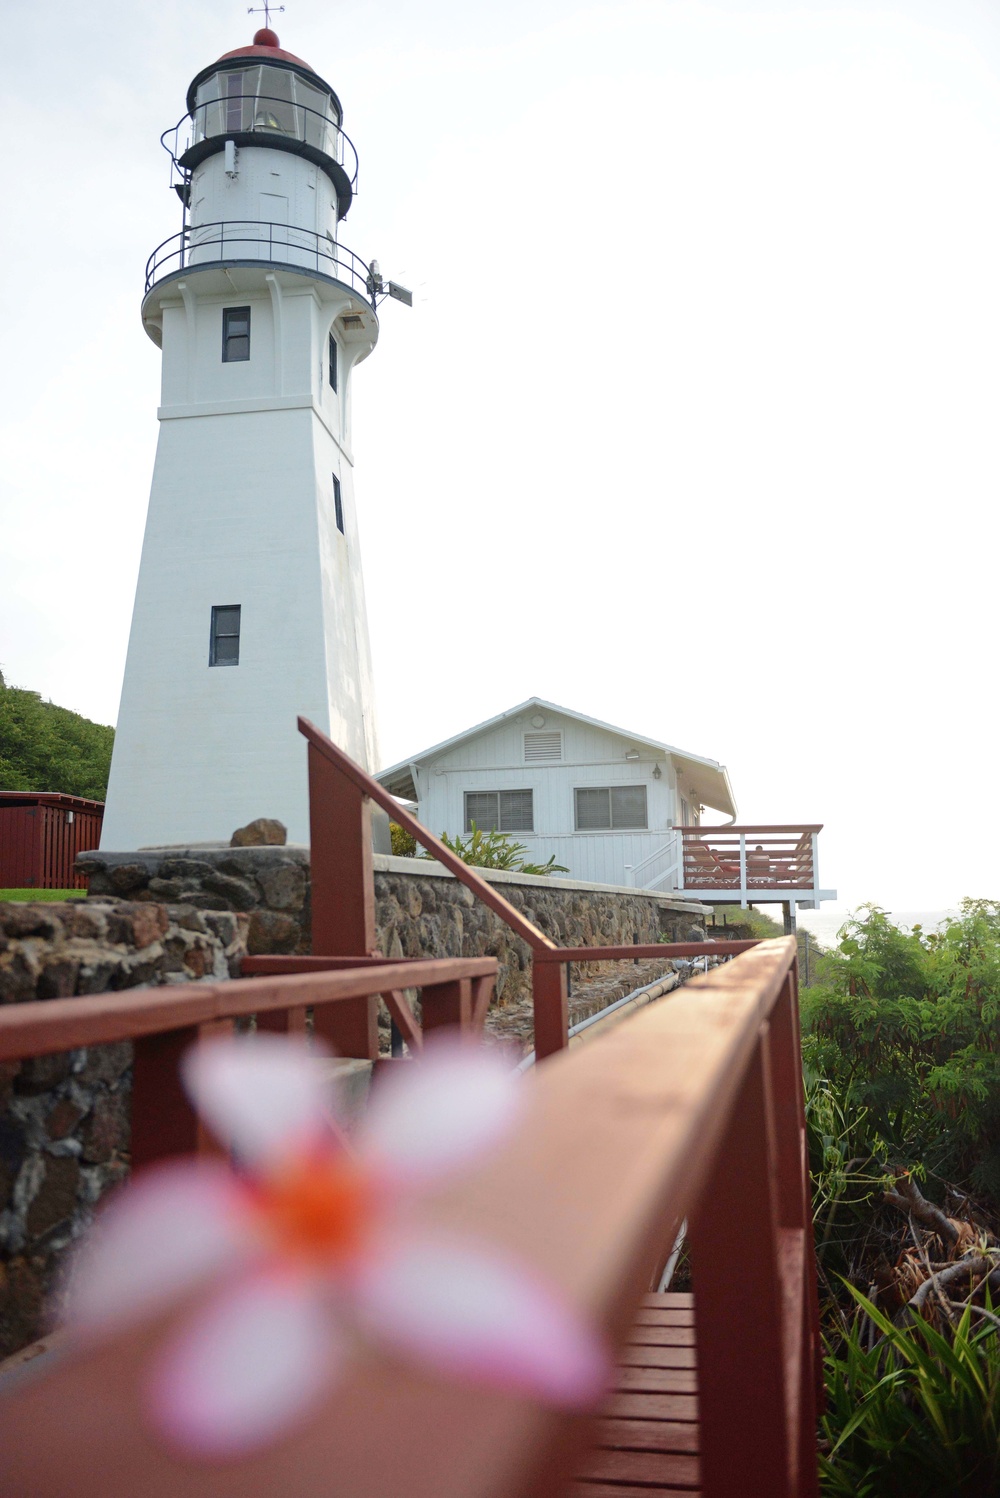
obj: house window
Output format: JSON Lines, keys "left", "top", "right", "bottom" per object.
{"left": 464, "top": 790, "right": 533, "bottom": 834}
{"left": 209, "top": 605, "right": 241, "bottom": 666}
{"left": 524, "top": 731, "right": 561, "bottom": 762}
{"left": 329, "top": 333, "right": 338, "bottom": 391}
{"left": 574, "top": 785, "right": 647, "bottom": 831}
{"left": 333, "top": 474, "right": 344, "bottom": 534}
{"left": 222, "top": 306, "right": 251, "bottom": 362}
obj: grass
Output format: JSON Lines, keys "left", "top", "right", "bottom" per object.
{"left": 821, "top": 1288, "right": 1000, "bottom": 1496}
{"left": 0, "top": 888, "right": 87, "bottom": 902}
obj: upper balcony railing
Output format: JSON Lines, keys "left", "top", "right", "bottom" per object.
{"left": 161, "top": 95, "right": 359, "bottom": 190}
{"left": 144, "top": 220, "right": 377, "bottom": 305}
{"left": 677, "top": 824, "right": 824, "bottom": 902}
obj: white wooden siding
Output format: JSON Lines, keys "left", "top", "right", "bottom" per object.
{"left": 413, "top": 710, "right": 681, "bottom": 888}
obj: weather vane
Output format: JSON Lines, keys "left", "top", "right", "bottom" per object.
{"left": 248, "top": 3, "right": 285, "bottom": 27}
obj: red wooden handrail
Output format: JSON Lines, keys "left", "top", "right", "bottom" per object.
{"left": 0, "top": 937, "right": 819, "bottom": 1498}
{"left": 0, "top": 957, "right": 496, "bottom": 1170}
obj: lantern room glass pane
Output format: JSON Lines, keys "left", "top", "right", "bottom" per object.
{"left": 192, "top": 66, "right": 338, "bottom": 157}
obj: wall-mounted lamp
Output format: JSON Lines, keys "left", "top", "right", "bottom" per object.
{"left": 625, "top": 750, "right": 640, "bottom": 761}
{"left": 652, "top": 763, "right": 662, "bottom": 780}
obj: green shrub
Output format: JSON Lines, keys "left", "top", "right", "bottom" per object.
{"left": 802, "top": 902, "right": 1000, "bottom": 1198}
{"left": 389, "top": 822, "right": 417, "bottom": 857}
{"left": 424, "top": 823, "right": 568, "bottom": 876}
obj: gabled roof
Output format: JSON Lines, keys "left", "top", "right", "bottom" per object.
{"left": 375, "top": 697, "right": 737, "bottom": 817}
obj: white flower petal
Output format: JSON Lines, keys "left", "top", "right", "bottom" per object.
{"left": 353, "top": 1231, "right": 608, "bottom": 1407}
{"left": 361, "top": 1037, "right": 521, "bottom": 1184}
{"left": 68, "top": 1160, "right": 249, "bottom": 1331}
{"left": 183, "top": 1035, "right": 332, "bottom": 1169}
{"left": 146, "top": 1269, "right": 341, "bottom": 1457}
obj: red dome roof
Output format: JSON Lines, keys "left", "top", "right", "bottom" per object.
{"left": 216, "top": 30, "right": 316, "bottom": 74}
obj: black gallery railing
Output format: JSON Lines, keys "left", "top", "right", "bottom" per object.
{"left": 161, "top": 96, "right": 359, "bottom": 188}
{"left": 144, "top": 221, "right": 377, "bottom": 306}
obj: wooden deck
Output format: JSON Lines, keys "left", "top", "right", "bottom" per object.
{"left": 575, "top": 1294, "right": 699, "bottom": 1496}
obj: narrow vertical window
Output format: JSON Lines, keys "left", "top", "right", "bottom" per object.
{"left": 225, "top": 72, "right": 244, "bottom": 133}
{"left": 333, "top": 474, "right": 344, "bottom": 534}
{"left": 328, "top": 332, "right": 338, "bottom": 391}
{"left": 210, "top": 605, "right": 241, "bottom": 666}
{"left": 222, "top": 306, "right": 251, "bottom": 362}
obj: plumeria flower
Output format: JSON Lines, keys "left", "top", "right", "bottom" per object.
{"left": 67, "top": 1034, "right": 608, "bottom": 1458}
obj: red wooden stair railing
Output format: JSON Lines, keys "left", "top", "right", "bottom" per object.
{"left": 0, "top": 937, "right": 819, "bottom": 1496}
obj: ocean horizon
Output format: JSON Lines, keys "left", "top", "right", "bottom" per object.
{"left": 797, "top": 908, "right": 960, "bottom": 951}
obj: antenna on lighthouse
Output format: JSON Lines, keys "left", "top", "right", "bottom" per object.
{"left": 366, "top": 260, "right": 413, "bottom": 308}
{"left": 247, "top": 3, "right": 285, "bottom": 24}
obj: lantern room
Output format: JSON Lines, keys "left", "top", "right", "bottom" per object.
{"left": 164, "top": 30, "right": 357, "bottom": 222}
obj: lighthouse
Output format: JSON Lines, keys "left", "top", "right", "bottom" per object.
{"left": 101, "top": 23, "right": 395, "bottom": 849}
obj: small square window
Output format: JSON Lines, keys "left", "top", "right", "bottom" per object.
{"left": 333, "top": 474, "right": 344, "bottom": 534}
{"left": 222, "top": 306, "right": 250, "bottom": 362}
{"left": 329, "top": 333, "right": 338, "bottom": 391}
{"left": 210, "top": 604, "right": 241, "bottom": 666}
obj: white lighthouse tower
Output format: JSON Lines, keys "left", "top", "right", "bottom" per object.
{"left": 102, "top": 22, "right": 393, "bottom": 848}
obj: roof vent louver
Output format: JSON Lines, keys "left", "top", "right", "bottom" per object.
{"left": 524, "top": 731, "right": 562, "bottom": 762}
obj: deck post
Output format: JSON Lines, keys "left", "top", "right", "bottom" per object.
{"left": 131, "top": 1018, "right": 234, "bottom": 1167}
{"left": 420, "top": 977, "right": 472, "bottom": 1034}
{"left": 532, "top": 959, "right": 569, "bottom": 1061}
{"left": 739, "top": 832, "right": 748, "bottom": 908}
{"left": 306, "top": 740, "right": 379, "bottom": 1059}
{"left": 690, "top": 1033, "right": 794, "bottom": 1498}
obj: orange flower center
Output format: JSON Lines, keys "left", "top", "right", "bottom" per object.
{"left": 251, "top": 1152, "right": 373, "bottom": 1265}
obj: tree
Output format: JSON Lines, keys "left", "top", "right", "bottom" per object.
{"left": 0, "top": 677, "right": 114, "bottom": 801}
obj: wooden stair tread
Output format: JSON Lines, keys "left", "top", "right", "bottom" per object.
{"left": 614, "top": 1367, "right": 698, "bottom": 1395}
{"left": 575, "top": 1450, "right": 700, "bottom": 1488}
{"left": 603, "top": 1392, "right": 698, "bottom": 1423}
{"left": 596, "top": 1418, "right": 699, "bottom": 1453}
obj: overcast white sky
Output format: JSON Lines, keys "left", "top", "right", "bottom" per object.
{"left": 2, "top": 0, "right": 999, "bottom": 911}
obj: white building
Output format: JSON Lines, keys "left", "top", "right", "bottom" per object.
{"left": 102, "top": 25, "right": 390, "bottom": 848}
{"left": 378, "top": 699, "right": 837, "bottom": 918}
{"left": 375, "top": 698, "right": 738, "bottom": 890}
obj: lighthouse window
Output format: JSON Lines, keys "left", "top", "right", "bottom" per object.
{"left": 222, "top": 306, "right": 251, "bottom": 362}
{"left": 209, "top": 606, "right": 241, "bottom": 667}
{"left": 332, "top": 474, "right": 345, "bottom": 534}
{"left": 329, "top": 333, "right": 338, "bottom": 391}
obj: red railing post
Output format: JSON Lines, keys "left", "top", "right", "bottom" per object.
{"left": 131, "top": 1019, "right": 234, "bottom": 1168}
{"left": 767, "top": 969, "right": 822, "bottom": 1494}
{"left": 532, "top": 959, "right": 569, "bottom": 1061}
{"left": 689, "top": 1033, "right": 794, "bottom": 1498}
{"left": 306, "top": 741, "right": 379, "bottom": 1059}
{"left": 420, "top": 977, "right": 472, "bottom": 1035}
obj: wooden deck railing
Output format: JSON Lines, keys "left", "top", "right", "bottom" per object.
{"left": 677, "top": 825, "right": 823, "bottom": 902}
{"left": 0, "top": 958, "right": 497, "bottom": 1168}
{"left": 0, "top": 936, "right": 819, "bottom": 1497}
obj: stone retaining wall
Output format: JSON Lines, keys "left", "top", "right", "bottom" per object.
{"left": 0, "top": 898, "right": 245, "bottom": 1358}
{"left": 372, "top": 856, "right": 706, "bottom": 1006}
{"left": 80, "top": 847, "right": 708, "bottom": 1009}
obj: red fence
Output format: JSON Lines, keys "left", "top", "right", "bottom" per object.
{"left": 0, "top": 794, "right": 104, "bottom": 890}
